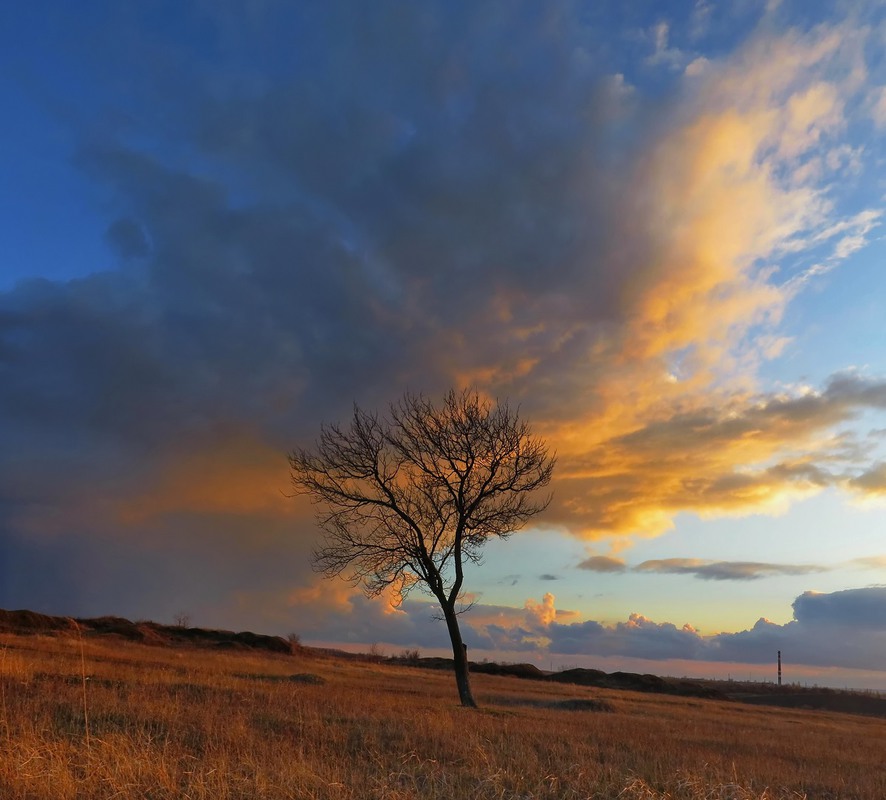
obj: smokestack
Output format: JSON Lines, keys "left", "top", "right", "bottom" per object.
{"left": 777, "top": 650, "right": 782, "bottom": 686}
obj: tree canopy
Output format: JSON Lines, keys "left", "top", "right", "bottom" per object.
{"left": 289, "top": 389, "right": 555, "bottom": 707}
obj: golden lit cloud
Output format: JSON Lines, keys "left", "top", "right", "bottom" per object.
{"left": 288, "top": 578, "right": 362, "bottom": 617}
{"left": 511, "top": 23, "right": 886, "bottom": 539}
{"left": 549, "top": 374, "right": 886, "bottom": 536}
{"left": 101, "top": 18, "right": 885, "bottom": 552}
{"left": 4, "top": 3, "right": 885, "bottom": 646}
{"left": 577, "top": 555, "right": 627, "bottom": 574}
{"left": 847, "top": 463, "right": 886, "bottom": 500}
{"left": 118, "top": 432, "right": 294, "bottom": 524}
{"left": 524, "top": 592, "right": 558, "bottom": 627}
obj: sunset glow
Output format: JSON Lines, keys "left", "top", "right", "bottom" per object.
{"left": 2, "top": 1, "right": 886, "bottom": 689}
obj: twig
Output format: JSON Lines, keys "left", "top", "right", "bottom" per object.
{"left": 74, "top": 621, "right": 91, "bottom": 755}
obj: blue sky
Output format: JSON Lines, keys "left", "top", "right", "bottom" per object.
{"left": 2, "top": 0, "right": 886, "bottom": 689}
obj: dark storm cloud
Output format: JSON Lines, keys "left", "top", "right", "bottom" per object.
{"left": 791, "top": 587, "right": 886, "bottom": 629}
{"left": 2, "top": 0, "right": 639, "bottom": 454}
{"left": 105, "top": 218, "right": 151, "bottom": 260}
{"left": 0, "top": 0, "right": 638, "bottom": 622}
{"left": 705, "top": 588, "right": 886, "bottom": 668}
{"left": 0, "top": 509, "right": 318, "bottom": 627}
{"left": 547, "top": 615, "right": 706, "bottom": 660}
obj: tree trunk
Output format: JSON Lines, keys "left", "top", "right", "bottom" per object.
{"left": 442, "top": 603, "right": 477, "bottom": 708}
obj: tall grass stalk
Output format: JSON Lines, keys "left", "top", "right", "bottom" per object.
{"left": 0, "top": 643, "right": 9, "bottom": 746}
{"left": 74, "top": 621, "right": 91, "bottom": 755}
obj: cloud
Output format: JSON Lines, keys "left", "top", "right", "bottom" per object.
{"left": 684, "top": 57, "right": 710, "bottom": 77}
{"left": 464, "top": 588, "right": 886, "bottom": 671}
{"left": 871, "top": 86, "right": 886, "bottom": 129}
{"left": 784, "top": 209, "right": 883, "bottom": 291}
{"left": 550, "top": 614, "right": 706, "bottom": 661}
{"left": 848, "top": 463, "right": 886, "bottom": 496}
{"left": 525, "top": 592, "right": 558, "bottom": 627}
{"left": 791, "top": 588, "right": 886, "bottom": 629}
{"left": 1, "top": 3, "right": 885, "bottom": 631}
{"left": 577, "top": 556, "right": 627, "bottom": 573}
{"left": 257, "top": 584, "right": 886, "bottom": 673}
{"left": 575, "top": 553, "right": 885, "bottom": 581}
{"left": 707, "top": 588, "right": 886, "bottom": 668}
{"left": 535, "top": 19, "right": 884, "bottom": 537}
{"left": 553, "top": 371, "right": 886, "bottom": 536}
{"left": 850, "top": 555, "right": 886, "bottom": 569}
{"left": 277, "top": 580, "right": 452, "bottom": 649}
{"left": 645, "top": 21, "right": 688, "bottom": 70}
{"left": 104, "top": 218, "right": 151, "bottom": 260}
{"left": 634, "top": 558, "right": 828, "bottom": 581}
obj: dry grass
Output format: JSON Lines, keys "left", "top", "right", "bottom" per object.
{"left": 1, "top": 632, "right": 883, "bottom": 799}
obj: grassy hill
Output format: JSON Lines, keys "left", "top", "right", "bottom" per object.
{"left": 1, "top": 609, "right": 884, "bottom": 799}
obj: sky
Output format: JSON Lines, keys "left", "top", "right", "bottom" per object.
{"left": 2, "top": 0, "right": 886, "bottom": 689}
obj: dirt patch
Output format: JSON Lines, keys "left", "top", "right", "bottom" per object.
{"left": 552, "top": 698, "right": 614, "bottom": 712}
{"left": 235, "top": 672, "right": 326, "bottom": 685}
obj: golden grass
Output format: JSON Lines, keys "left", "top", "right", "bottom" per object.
{"left": 1, "top": 632, "right": 883, "bottom": 799}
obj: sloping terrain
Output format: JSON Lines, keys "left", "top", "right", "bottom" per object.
{"left": 0, "top": 608, "right": 291, "bottom": 654}
{"left": 3, "top": 621, "right": 886, "bottom": 799}
{"left": 4, "top": 607, "right": 883, "bottom": 718}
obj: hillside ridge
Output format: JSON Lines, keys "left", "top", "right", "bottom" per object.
{"left": 4, "top": 606, "right": 884, "bottom": 718}
{"left": 0, "top": 607, "right": 291, "bottom": 654}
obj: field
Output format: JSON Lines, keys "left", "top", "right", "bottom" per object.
{"left": 1, "top": 627, "right": 885, "bottom": 799}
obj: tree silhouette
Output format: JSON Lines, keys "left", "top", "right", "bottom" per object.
{"left": 289, "top": 389, "right": 555, "bottom": 707}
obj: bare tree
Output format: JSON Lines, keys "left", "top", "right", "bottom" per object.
{"left": 289, "top": 389, "right": 555, "bottom": 708}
